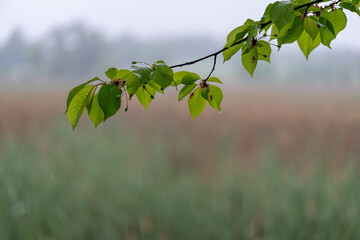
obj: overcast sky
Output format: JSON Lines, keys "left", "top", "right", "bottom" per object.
{"left": 1, "top": 0, "right": 360, "bottom": 50}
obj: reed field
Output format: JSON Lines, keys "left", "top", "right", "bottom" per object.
{"left": 0, "top": 87, "right": 360, "bottom": 239}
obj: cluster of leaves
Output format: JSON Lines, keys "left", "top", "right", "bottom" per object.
{"left": 67, "top": 0, "right": 359, "bottom": 130}
{"left": 66, "top": 61, "right": 223, "bottom": 130}
{"left": 223, "top": 0, "right": 353, "bottom": 76}
{"left": 340, "top": 0, "right": 360, "bottom": 15}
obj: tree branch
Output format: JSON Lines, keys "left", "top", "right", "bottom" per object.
{"left": 169, "top": 0, "right": 336, "bottom": 69}
{"left": 169, "top": 38, "right": 246, "bottom": 69}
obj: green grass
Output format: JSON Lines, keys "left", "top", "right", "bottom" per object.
{"left": 0, "top": 118, "right": 359, "bottom": 240}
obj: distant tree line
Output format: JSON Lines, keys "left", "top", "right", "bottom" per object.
{"left": 0, "top": 23, "right": 359, "bottom": 85}
{"left": 0, "top": 24, "right": 221, "bottom": 83}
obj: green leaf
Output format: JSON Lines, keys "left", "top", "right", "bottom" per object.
{"left": 319, "top": 17, "right": 336, "bottom": 37}
{"left": 271, "top": 19, "right": 293, "bottom": 42}
{"left": 116, "top": 69, "right": 141, "bottom": 95}
{"left": 241, "top": 47, "right": 258, "bottom": 77}
{"left": 201, "top": 88, "right": 209, "bottom": 100}
{"left": 339, "top": 1, "right": 355, "bottom": 11}
{"left": 270, "top": 1, "right": 295, "bottom": 31}
{"left": 322, "top": 9, "right": 347, "bottom": 37}
{"left": 270, "top": 24, "right": 279, "bottom": 41}
{"left": 172, "top": 71, "right": 186, "bottom": 86}
{"left": 147, "top": 80, "right": 163, "bottom": 94}
{"left": 262, "top": 3, "right": 274, "bottom": 23}
{"left": 325, "top": 19, "right": 336, "bottom": 37}
{"left": 278, "top": 16, "right": 304, "bottom": 45}
{"left": 292, "top": 0, "right": 311, "bottom": 3}
{"left": 173, "top": 71, "right": 200, "bottom": 86}
{"left": 88, "top": 93, "right": 104, "bottom": 128}
{"left": 208, "top": 85, "right": 223, "bottom": 111}
{"left": 318, "top": 17, "right": 336, "bottom": 48}
{"left": 245, "top": 25, "right": 260, "bottom": 48}
{"left": 182, "top": 74, "right": 200, "bottom": 85}
{"left": 67, "top": 85, "right": 95, "bottom": 131}
{"left": 340, "top": 1, "right": 359, "bottom": 14}
{"left": 85, "top": 85, "right": 97, "bottom": 114}
{"left": 304, "top": 17, "right": 319, "bottom": 41}
{"left": 225, "top": 19, "right": 254, "bottom": 48}
{"left": 136, "top": 84, "right": 155, "bottom": 110}
{"left": 105, "top": 68, "right": 118, "bottom": 80}
{"left": 98, "top": 84, "right": 121, "bottom": 121}
{"left": 257, "top": 40, "right": 272, "bottom": 63}
{"left": 207, "top": 77, "right": 223, "bottom": 84}
{"left": 297, "top": 31, "right": 321, "bottom": 60}
{"left": 116, "top": 69, "right": 134, "bottom": 79}
{"left": 178, "top": 83, "right": 197, "bottom": 101}
{"left": 223, "top": 41, "right": 245, "bottom": 63}
{"left": 66, "top": 77, "right": 99, "bottom": 113}
{"left": 188, "top": 88, "right": 207, "bottom": 120}
{"left": 131, "top": 63, "right": 153, "bottom": 84}
{"left": 150, "top": 62, "right": 173, "bottom": 89}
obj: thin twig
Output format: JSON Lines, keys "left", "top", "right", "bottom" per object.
{"left": 205, "top": 55, "right": 217, "bottom": 81}
{"left": 124, "top": 87, "right": 129, "bottom": 111}
{"left": 303, "top": 5, "right": 311, "bottom": 17}
{"left": 170, "top": 38, "right": 247, "bottom": 69}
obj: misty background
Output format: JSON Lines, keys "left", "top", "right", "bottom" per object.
{"left": 1, "top": 1, "right": 360, "bottom": 239}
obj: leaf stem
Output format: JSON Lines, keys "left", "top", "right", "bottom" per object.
{"left": 303, "top": 5, "right": 311, "bottom": 17}
{"left": 205, "top": 55, "right": 217, "bottom": 82}
{"left": 124, "top": 87, "right": 129, "bottom": 111}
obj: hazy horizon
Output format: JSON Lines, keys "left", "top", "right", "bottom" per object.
{"left": 1, "top": 0, "right": 360, "bottom": 51}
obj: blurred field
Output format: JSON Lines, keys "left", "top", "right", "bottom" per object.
{"left": 1, "top": 87, "right": 360, "bottom": 239}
